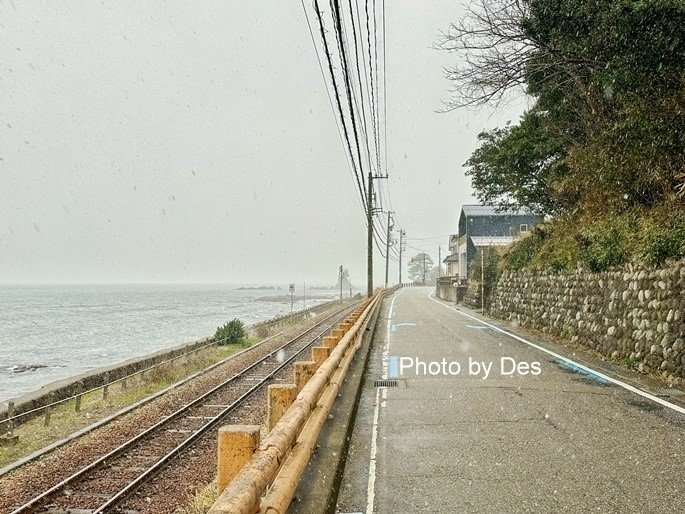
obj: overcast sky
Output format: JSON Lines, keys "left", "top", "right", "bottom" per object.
{"left": 0, "top": 1, "right": 526, "bottom": 286}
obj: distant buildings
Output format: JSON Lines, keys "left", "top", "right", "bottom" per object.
{"left": 443, "top": 205, "right": 542, "bottom": 280}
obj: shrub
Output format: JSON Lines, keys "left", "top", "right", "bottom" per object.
{"left": 215, "top": 318, "right": 246, "bottom": 346}
{"left": 531, "top": 221, "right": 580, "bottom": 272}
{"left": 498, "top": 201, "right": 685, "bottom": 273}
{"left": 634, "top": 203, "right": 685, "bottom": 266}
{"left": 501, "top": 226, "right": 546, "bottom": 270}
{"left": 578, "top": 215, "right": 636, "bottom": 272}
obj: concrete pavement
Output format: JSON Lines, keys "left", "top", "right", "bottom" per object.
{"left": 336, "top": 286, "right": 685, "bottom": 513}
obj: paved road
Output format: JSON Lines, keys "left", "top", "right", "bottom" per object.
{"left": 337, "top": 286, "right": 685, "bottom": 513}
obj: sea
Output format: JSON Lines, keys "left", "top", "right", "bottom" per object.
{"left": 0, "top": 284, "right": 342, "bottom": 404}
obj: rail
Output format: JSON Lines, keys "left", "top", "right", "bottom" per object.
{"left": 8, "top": 301, "right": 361, "bottom": 514}
{"left": 0, "top": 298, "right": 342, "bottom": 435}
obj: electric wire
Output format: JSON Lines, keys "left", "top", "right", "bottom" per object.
{"left": 301, "top": 0, "right": 367, "bottom": 215}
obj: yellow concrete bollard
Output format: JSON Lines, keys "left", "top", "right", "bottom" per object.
{"left": 332, "top": 328, "right": 345, "bottom": 340}
{"left": 267, "top": 384, "right": 298, "bottom": 431}
{"left": 339, "top": 322, "right": 352, "bottom": 333}
{"left": 217, "top": 425, "right": 261, "bottom": 495}
{"left": 323, "top": 336, "right": 338, "bottom": 349}
{"left": 312, "top": 346, "right": 330, "bottom": 367}
{"left": 294, "top": 361, "right": 317, "bottom": 392}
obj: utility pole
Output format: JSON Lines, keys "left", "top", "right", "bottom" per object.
{"left": 481, "top": 249, "right": 485, "bottom": 312}
{"left": 367, "top": 172, "right": 373, "bottom": 298}
{"left": 384, "top": 211, "right": 393, "bottom": 288}
{"left": 339, "top": 265, "right": 343, "bottom": 304}
{"left": 438, "top": 245, "right": 442, "bottom": 277}
{"left": 398, "top": 229, "right": 404, "bottom": 285}
{"left": 303, "top": 282, "right": 306, "bottom": 310}
{"left": 422, "top": 253, "right": 426, "bottom": 285}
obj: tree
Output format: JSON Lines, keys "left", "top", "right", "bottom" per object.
{"left": 444, "top": 0, "right": 685, "bottom": 212}
{"left": 215, "top": 318, "right": 246, "bottom": 346}
{"left": 465, "top": 110, "right": 569, "bottom": 215}
{"left": 408, "top": 253, "right": 434, "bottom": 284}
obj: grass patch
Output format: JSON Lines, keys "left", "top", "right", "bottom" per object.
{"left": 501, "top": 201, "right": 685, "bottom": 272}
{"left": 0, "top": 338, "right": 258, "bottom": 470}
{"left": 173, "top": 481, "right": 218, "bottom": 514}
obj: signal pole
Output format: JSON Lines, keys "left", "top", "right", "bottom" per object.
{"left": 422, "top": 253, "right": 426, "bottom": 285}
{"left": 384, "top": 211, "right": 393, "bottom": 288}
{"left": 339, "top": 265, "right": 343, "bottom": 304}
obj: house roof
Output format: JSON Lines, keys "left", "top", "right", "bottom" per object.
{"left": 442, "top": 254, "right": 459, "bottom": 263}
{"left": 461, "top": 204, "right": 533, "bottom": 217}
{"left": 470, "top": 235, "right": 516, "bottom": 247}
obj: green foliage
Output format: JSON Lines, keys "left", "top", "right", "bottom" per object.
{"left": 501, "top": 227, "right": 546, "bottom": 271}
{"left": 633, "top": 204, "right": 685, "bottom": 266}
{"left": 454, "top": 1, "right": 685, "bottom": 270}
{"left": 460, "top": 0, "right": 685, "bottom": 214}
{"left": 577, "top": 216, "right": 635, "bottom": 272}
{"left": 501, "top": 203, "right": 685, "bottom": 272}
{"left": 215, "top": 318, "right": 246, "bottom": 346}
{"left": 465, "top": 110, "right": 569, "bottom": 215}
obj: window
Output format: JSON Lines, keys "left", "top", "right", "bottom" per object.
{"left": 520, "top": 223, "right": 529, "bottom": 233}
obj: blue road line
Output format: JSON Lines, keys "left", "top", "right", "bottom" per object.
{"left": 389, "top": 356, "right": 398, "bottom": 378}
{"left": 553, "top": 358, "right": 609, "bottom": 384}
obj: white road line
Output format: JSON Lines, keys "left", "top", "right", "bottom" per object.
{"left": 366, "top": 287, "right": 404, "bottom": 514}
{"left": 428, "top": 289, "right": 685, "bottom": 416}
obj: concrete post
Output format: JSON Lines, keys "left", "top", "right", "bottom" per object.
{"left": 7, "top": 401, "right": 14, "bottom": 437}
{"left": 294, "top": 361, "right": 317, "bottom": 392}
{"left": 75, "top": 394, "right": 82, "bottom": 413}
{"left": 102, "top": 384, "right": 109, "bottom": 399}
{"left": 217, "top": 425, "right": 260, "bottom": 494}
{"left": 323, "top": 336, "right": 338, "bottom": 349}
{"left": 267, "top": 384, "right": 298, "bottom": 431}
{"left": 331, "top": 328, "right": 345, "bottom": 340}
{"left": 312, "top": 346, "right": 330, "bottom": 367}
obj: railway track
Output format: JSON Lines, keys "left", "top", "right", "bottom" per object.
{"left": 9, "top": 302, "right": 359, "bottom": 514}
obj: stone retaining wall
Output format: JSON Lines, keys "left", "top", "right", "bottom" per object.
{"left": 489, "top": 260, "right": 685, "bottom": 383}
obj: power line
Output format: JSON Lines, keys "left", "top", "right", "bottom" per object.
{"left": 303, "top": 0, "right": 397, "bottom": 288}
{"left": 311, "top": 0, "right": 368, "bottom": 213}
{"left": 382, "top": 0, "right": 388, "bottom": 177}
{"left": 330, "top": 0, "right": 369, "bottom": 205}
{"left": 301, "top": 0, "right": 367, "bottom": 216}
{"left": 344, "top": 0, "right": 373, "bottom": 174}
{"left": 364, "top": 0, "right": 380, "bottom": 171}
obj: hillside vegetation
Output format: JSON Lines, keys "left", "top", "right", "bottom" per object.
{"left": 442, "top": 0, "right": 685, "bottom": 271}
